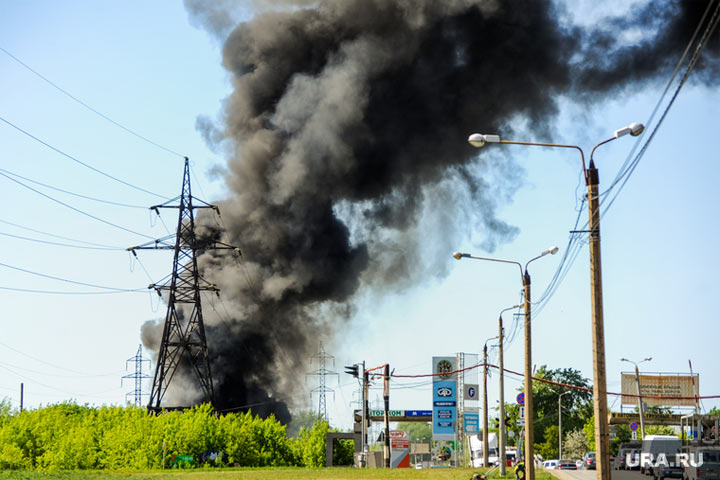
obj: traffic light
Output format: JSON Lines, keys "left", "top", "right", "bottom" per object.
{"left": 344, "top": 364, "right": 359, "bottom": 378}
{"left": 505, "top": 416, "right": 512, "bottom": 428}
{"left": 493, "top": 417, "right": 500, "bottom": 428}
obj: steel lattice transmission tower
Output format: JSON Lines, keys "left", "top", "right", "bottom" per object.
{"left": 122, "top": 344, "right": 151, "bottom": 406}
{"left": 306, "top": 345, "right": 338, "bottom": 420}
{"left": 129, "top": 158, "right": 238, "bottom": 413}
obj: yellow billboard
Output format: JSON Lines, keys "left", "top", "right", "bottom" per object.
{"left": 621, "top": 373, "right": 699, "bottom": 407}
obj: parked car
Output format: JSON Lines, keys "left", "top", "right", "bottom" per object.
{"left": 682, "top": 446, "right": 720, "bottom": 480}
{"left": 615, "top": 444, "right": 642, "bottom": 470}
{"left": 641, "top": 435, "right": 682, "bottom": 476}
{"left": 653, "top": 453, "right": 683, "bottom": 480}
{"left": 576, "top": 459, "right": 584, "bottom": 469}
{"left": 584, "top": 452, "right": 597, "bottom": 470}
{"left": 543, "top": 460, "right": 559, "bottom": 469}
{"left": 559, "top": 459, "right": 578, "bottom": 470}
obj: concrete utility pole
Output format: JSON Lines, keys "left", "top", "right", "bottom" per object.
{"left": 498, "top": 305, "right": 520, "bottom": 475}
{"left": 621, "top": 356, "right": 652, "bottom": 439}
{"left": 483, "top": 336, "right": 498, "bottom": 468}
{"left": 466, "top": 122, "right": 644, "bottom": 480}
{"left": 452, "top": 249, "right": 558, "bottom": 480}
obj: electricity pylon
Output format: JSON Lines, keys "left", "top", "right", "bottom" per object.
{"left": 122, "top": 344, "right": 151, "bottom": 406}
{"left": 306, "top": 345, "right": 338, "bottom": 420}
{"left": 129, "top": 157, "right": 238, "bottom": 413}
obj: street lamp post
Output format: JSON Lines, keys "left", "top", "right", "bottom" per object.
{"left": 621, "top": 356, "right": 652, "bottom": 439}
{"left": 467, "top": 122, "right": 643, "bottom": 480}
{"left": 498, "top": 304, "right": 521, "bottom": 476}
{"left": 483, "top": 335, "right": 499, "bottom": 469}
{"left": 558, "top": 390, "right": 571, "bottom": 459}
{"left": 452, "top": 247, "right": 559, "bottom": 480}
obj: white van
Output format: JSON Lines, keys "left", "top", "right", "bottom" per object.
{"left": 641, "top": 435, "right": 681, "bottom": 476}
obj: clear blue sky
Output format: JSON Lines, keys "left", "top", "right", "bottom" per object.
{"left": 0, "top": 1, "right": 717, "bottom": 432}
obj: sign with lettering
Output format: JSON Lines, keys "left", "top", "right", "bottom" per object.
{"left": 621, "top": 373, "right": 699, "bottom": 407}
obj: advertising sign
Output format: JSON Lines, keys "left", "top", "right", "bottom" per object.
{"left": 464, "top": 410, "right": 480, "bottom": 433}
{"left": 390, "top": 430, "right": 410, "bottom": 468}
{"left": 432, "top": 356, "right": 457, "bottom": 440}
{"left": 621, "top": 373, "right": 699, "bottom": 407}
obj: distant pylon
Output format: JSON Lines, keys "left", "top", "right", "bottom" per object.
{"left": 122, "top": 344, "right": 151, "bottom": 406}
{"left": 306, "top": 345, "right": 338, "bottom": 420}
{"left": 128, "top": 157, "right": 239, "bottom": 413}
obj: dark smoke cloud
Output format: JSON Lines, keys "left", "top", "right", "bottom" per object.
{"left": 153, "top": 0, "right": 720, "bottom": 419}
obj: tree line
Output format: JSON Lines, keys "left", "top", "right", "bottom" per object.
{"left": 0, "top": 401, "right": 353, "bottom": 471}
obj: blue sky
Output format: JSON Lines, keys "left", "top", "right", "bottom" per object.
{"left": 0, "top": 1, "right": 717, "bottom": 431}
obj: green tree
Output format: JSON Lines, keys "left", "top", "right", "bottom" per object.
{"left": 583, "top": 415, "right": 596, "bottom": 452}
{"left": 396, "top": 422, "right": 431, "bottom": 444}
{"left": 530, "top": 366, "right": 593, "bottom": 447}
{"left": 536, "top": 425, "right": 559, "bottom": 460}
{"left": 564, "top": 429, "right": 590, "bottom": 459}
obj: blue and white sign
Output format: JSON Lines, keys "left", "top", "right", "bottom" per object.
{"left": 464, "top": 411, "right": 480, "bottom": 433}
{"left": 432, "top": 356, "right": 457, "bottom": 440}
{"left": 465, "top": 384, "right": 479, "bottom": 401}
{"left": 405, "top": 410, "right": 433, "bottom": 418}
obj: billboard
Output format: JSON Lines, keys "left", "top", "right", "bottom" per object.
{"left": 432, "top": 356, "right": 457, "bottom": 440}
{"left": 621, "top": 373, "right": 699, "bottom": 407}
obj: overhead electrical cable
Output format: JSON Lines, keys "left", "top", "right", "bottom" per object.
{"left": 0, "top": 115, "right": 170, "bottom": 200}
{"left": 0, "top": 286, "right": 142, "bottom": 295}
{"left": 0, "top": 170, "right": 156, "bottom": 240}
{"left": 0, "top": 45, "right": 185, "bottom": 159}
{"left": 0, "top": 167, "right": 147, "bottom": 208}
{"left": 0, "top": 231, "right": 123, "bottom": 251}
{"left": 0, "top": 218, "right": 122, "bottom": 248}
{"left": 0, "top": 260, "right": 144, "bottom": 292}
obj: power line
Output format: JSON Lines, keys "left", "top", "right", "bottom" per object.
{"left": 0, "top": 231, "right": 122, "bottom": 251}
{"left": 0, "top": 286, "right": 143, "bottom": 295}
{"left": 0, "top": 218, "right": 122, "bottom": 249}
{"left": 0, "top": 115, "right": 170, "bottom": 199}
{"left": 0, "top": 170, "right": 156, "bottom": 240}
{"left": 0, "top": 167, "right": 147, "bottom": 208}
{"left": 0, "top": 260, "right": 144, "bottom": 292}
{"left": 0, "top": 45, "right": 185, "bottom": 159}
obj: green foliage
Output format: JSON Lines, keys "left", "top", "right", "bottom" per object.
{"left": 645, "top": 425, "right": 677, "bottom": 437}
{"left": 563, "top": 429, "right": 590, "bottom": 459}
{"left": 396, "top": 422, "right": 431, "bottom": 444}
{"left": 528, "top": 366, "right": 593, "bottom": 446}
{"left": 294, "top": 420, "right": 329, "bottom": 467}
{"left": 611, "top": 424, "right": 632, "bottom": 456}
{"left": 583, "top": 415, "right": 595, "bottom": 452}
{"left": 536, "top": 425, "right": 559, "bottom": 460}
{"left": 0, "top": 402, "right": 313, "bottom": 471}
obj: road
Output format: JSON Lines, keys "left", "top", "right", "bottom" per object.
{"left": 549, "top": 468, "right": 648, "bottom": 480}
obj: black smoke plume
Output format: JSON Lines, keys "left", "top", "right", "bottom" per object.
{"left": 144, "top": 0, "right": 719, "bottom": 420}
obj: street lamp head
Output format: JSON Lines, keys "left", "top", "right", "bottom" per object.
{"left": 614, "top": 122, "right": 645, "bottom": 138}
{"left": 541, "top": 246, "right": 559, "bottom": 256}
{"left": 644, "top": 357, "right": 653, "bottom": 362}
{"left": 452, "top": 251, "right": 468, "bottom": 260}
{"left": 620, "top": 358, "right": 628, "bottom": 362}
{"left": 468, "top": 133, "right": 501, "bottom": 148}
{"left": 630, "top": 122, "right": 645, "bottom": 136}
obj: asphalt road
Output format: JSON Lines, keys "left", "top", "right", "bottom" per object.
{"left": 548, "top": 468, "right": 648, "bottom": 480}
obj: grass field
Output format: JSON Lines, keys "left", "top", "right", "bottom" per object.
{"left": 0, "top": 468, "right": 559, "bottom": 480}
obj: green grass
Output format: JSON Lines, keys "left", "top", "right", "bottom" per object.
{"left": 0, "top": 468, "right": 560, "bottom": 480}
